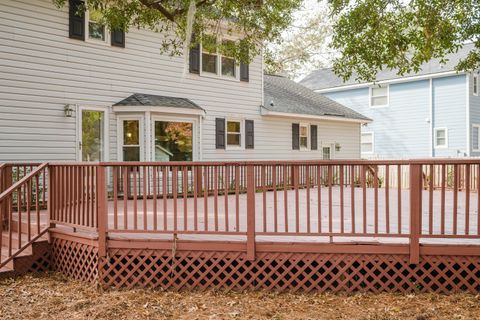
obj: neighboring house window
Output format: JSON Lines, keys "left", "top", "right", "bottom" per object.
{"left": 434, "top": 128, "right": 448, "bottom": 148}
{"left": 226, "top": 120, "right": 242, "bottom": 147}
{"left": 86, "top": 9, "right": 107, "bottom": 43}
{"left": 472, "top": 124, "right": 480, "bottom": 151}
{"left": 299, "top": 124, "right": 309, "bottom": 149}
{"left": 474, "top": 74, "right": 478, "bottom": 96}
{"left": 361, "top": 132, "right": 374, "bottom": 154}
{"left": 370, "top": 85, "right": 389, "bottom": 107}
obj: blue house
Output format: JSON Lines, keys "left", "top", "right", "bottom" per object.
{"left": 301, "top": 44, "right": 480, "bottom": 159}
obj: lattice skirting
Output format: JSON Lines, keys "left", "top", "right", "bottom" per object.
{"left": 0, "top": 241, "right": 51, "bottom": 278}
{"left": 51, "top": 237, "right": 99, "bottom": 283}
{"left": 98, "top": 249, "right": 480, "bottom": 293}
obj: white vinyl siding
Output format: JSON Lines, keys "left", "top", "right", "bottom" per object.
{"left": 0, "top": 0, "right": 361, "bottom": 162}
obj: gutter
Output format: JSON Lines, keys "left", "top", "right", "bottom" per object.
{"left": 260, "top": 106, "right": 371, "bottom": 124}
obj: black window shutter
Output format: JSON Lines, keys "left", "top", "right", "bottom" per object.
{"left": 245, "top": 120, "right": 254, "bottom": 149}
{"left": 292, "top": 123, "right": 300, "bottom": 150}
{"left": 240, "top": 46, "right": 249, "bottom": 82}
{"left": 111, "top": 29, "right": 125, "bottom": 48}
{"left": 240, "top": 63, "right": 249, "bottom": 82}
{"left": 69, "top": 0, "right": 85, "bottom": 40}
{"left": 311, "top": 125, "right": 318, "bottom": 150}
{"left": 189, "top": 34, "right": 200, "bottom": 74}
{"left": 215, "top": 118, "right": 225, "bottom": 149}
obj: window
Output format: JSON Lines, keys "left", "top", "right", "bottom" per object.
{"left": 221, "top": 40, "right": 236, "bottom": 78}
{"left": 122, "top": 120, "right": 141, "bottom": 161}
{"left": 154, "top": 121, "right": 193, "bottom": 161}
{"left": 474, "top": 74, "right": 478, "bottom": 96}
{"left": 201, "top": 35, "right": 217, "bottom": 74}
{"left": 299, "top": 124, "right": 309, "bottom": 149}
{"left": 361, "top": 132, "right": 374, "bottom": 154}
{"left": 200, "top": 35, "right": 239, "bottom": 79}
{"left": 322, "top": 147, "right": 331, "bottom": 160}
{"left": 473, "top": 124, "right": 480, "bottom": 151}
{"left": 370, "top": 85, "right": 389, "bottom": 107}
{"left": 86, "top": 8, "right": 108, "bottom": 43}
{"left": 226, "top": 120, "right": 242, "bottom": 147}
{"left": 434, "top": 128, "right": 448, "bottom": 148}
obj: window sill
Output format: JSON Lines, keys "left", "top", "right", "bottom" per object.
{"left": 199, "top": 71, "right": 240, "bottom": 83}
{"left": 85, "top": 37, "right": 110, "bottom": 47}
{"left": 369, "top": 104, "right": 389, "bottom": 108}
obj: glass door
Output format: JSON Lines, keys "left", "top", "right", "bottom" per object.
{"left": 80, "top": 109, "right": 105, "bottom": 161}
{"left": 154, "top": 120, "right": 193, "bottom": 161}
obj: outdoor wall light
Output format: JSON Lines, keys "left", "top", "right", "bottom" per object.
{"left": 335, "top": 143, "right": 341, "bottom": 152}
{"left": 64, "top": 104, "right": 76, "bottom": 117}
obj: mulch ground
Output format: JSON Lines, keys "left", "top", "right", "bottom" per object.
{"left": 1, "top": 273, "right": 479, "bottom": 320}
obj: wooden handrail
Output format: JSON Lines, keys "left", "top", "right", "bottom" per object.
{"left": 0, "top": 163, "right": 48, "bottom": 203}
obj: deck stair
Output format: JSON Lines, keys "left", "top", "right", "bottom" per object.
{"left": 0, "top": 163, "right": 50, "bottom": 277}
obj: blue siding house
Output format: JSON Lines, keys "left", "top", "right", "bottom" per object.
{"left": 301, "top": 44, "right": 480, "bottom": 159}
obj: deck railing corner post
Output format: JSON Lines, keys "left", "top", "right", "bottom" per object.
{"left": 0, "top": 165, "right": 12, "bottom": 228}
{"left": 97, "top": 164, "right": 108, "bottom": 258}
{"left": 409, "top": 163, "right": 422, "bottom": 264}
{"left": 246, "top": 164, "right": 256, "bottom": 261}
{"left": 47, "top": 165, "right": 55, "bottom": 230}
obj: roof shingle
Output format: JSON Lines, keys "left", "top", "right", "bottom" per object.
{"left": 113, "top": 93, "right": 204, "bottom": 110}
{"left": 263, "top": 74, "right": 370, "bottom": 121}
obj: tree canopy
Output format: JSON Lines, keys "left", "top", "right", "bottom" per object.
{"left": 330, "top": 0, "right": 480, "bottom": 82}
{"left": 54, "top": 0, "right": 302, "bottom": 64}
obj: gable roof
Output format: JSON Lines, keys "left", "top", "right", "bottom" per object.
{"left": 113, "top": 93, "right": 204, "bottom": 110}
{"left": 300, "top": 43, "right": 475, "bottom": 91}
{"left": 263, "top": 74, "right": 370, "bottom": 122}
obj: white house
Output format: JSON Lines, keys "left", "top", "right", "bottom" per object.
{"left": 0, "top": 0, "right": 369, "bottom": 163}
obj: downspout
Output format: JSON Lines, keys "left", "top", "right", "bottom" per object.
{"left": 429, "top": 78, "right": 433, "bottom": 157}
{"left": 466, "top": 73, "right": 471, "bottom": 157}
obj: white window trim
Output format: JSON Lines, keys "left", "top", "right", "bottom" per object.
{"left": 361, "top": 131, "right": 374, "bottom": 155}
{"left": 472, "top": 124, "right": 480, "bottom": 152}
{"left": 299, "top": 123, "right": 310, "bottom": 151}
{"left": 474, "top": 73, "right": 479, "bottom": 96}
{"left": 76, "top": 105, "right": 109, "bottom": 162}
{"left": 225, "top": 118, "right": 244, "bottom": 150}
{"left": 151, "top": 115, "right": 199, "bottom": 161}
{"left": 85, "top": 9, "right": 110, "bottom": 45}
{"left": 117, "top": 115, "right": 145, "bottom": 161}
{"left": 199, "top": 35, "right": 240, "bottom": 82}
{"left": 369, "top": 85, "right": 389, "bottom": 108}
{"left": 433, "top": 127, "right": 448, "bottom": 149}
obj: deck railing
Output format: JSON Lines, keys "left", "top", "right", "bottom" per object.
{"left": 2, "top": 159, "right": 480, "bottom": 265}
{"left": 0, "top": 163, "right": 49, "bottom": 268}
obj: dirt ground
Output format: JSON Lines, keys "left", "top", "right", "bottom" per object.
{"left": 1, "top": 273, "right": 480, "bottom": 320}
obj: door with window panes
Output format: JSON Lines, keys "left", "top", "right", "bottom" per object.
{"left": 79, "top": 109, "right": 106, "bottom": 161}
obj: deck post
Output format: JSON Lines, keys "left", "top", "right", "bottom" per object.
{"left": 97, "top": 165, "right": 108, "bottom": 258}
{"left": 47, "top": 165, "right": 55, "bottom": 230}
{"left": 246, "top": 164, "right": 256, "bottom": 261}
{"left": 0, "top": 165, "right": 12, "bottom": 229}
{"left": 409, "top": 163, "right": 422, "bottom": 264}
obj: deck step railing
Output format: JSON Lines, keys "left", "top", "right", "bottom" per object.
{"left": 0, "top": 163, "right": 49, "bottom": 268}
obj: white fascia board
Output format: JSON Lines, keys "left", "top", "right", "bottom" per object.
{"left": 314, "top": 70, "right": 464, "bottom": 94}
{"left": 260, "top": 107, "right": 371, "bottom": 124}
{"left": 113, "top": 105, "right": 206, "bottom": 116}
